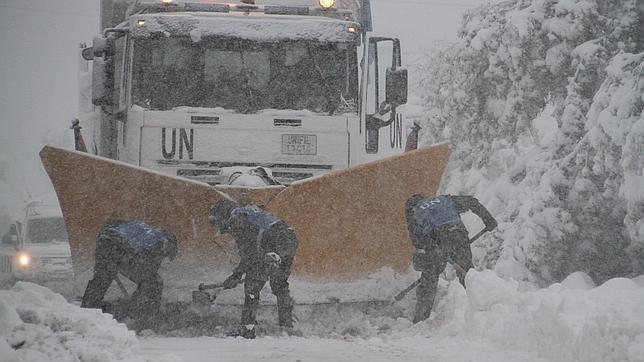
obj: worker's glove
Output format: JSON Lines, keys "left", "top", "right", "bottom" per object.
{"left": 222, "top": 274, "right": 242, "bottom": 290}
{"left": 485, "top": 219, "right": 498, "bottom": 232}
{"left": 265, "top": 252, "right": 281, "bottom": 271}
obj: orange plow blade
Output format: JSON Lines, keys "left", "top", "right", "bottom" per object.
{"left": 40, "top": 144, "right": 451, "bottom": 297}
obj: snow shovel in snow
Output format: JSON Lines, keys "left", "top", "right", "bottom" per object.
{"left": 393, "top": 228, "right": 489, "bottom": 302}
{"left": 192, "top": 279, "right": 245, "bottom": 307}
{"left": 192, "top": 283, "right": 223, "bottom": 307}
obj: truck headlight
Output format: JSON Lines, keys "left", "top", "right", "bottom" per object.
{"left": 319, "top": 0, "right": 335, "bottom": 10}
{"left": 17, "top": 252, "right": 31, "bottom": 267}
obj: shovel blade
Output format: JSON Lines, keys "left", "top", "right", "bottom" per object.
{"left": 192, "top": 290, "right": 212, "bottom": 307}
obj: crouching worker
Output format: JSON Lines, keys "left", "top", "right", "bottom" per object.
{"left": 81, "top": 220, "right": 178, "bottom": 329}
{"left": 405, "top": 194, "right": 497, "bottom": 323}
{"left": 209, "top": 196, "right": 299, "bottom": 339}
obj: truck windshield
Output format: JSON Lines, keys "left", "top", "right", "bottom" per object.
{"left": 26, "top": 218, "right": 69, "bottom": 244}
{"left": 132, "top": 37, "right": 359, "bottom": 114}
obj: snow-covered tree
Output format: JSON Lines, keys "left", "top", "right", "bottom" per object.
{"left": 417, "top": 0, "right": 643, "bottom": 285}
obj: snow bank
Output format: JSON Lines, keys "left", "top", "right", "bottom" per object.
{"left": 462, "top": 271, "right": 644, "bottom": 362}
{"left": 254, "top": 270, "right": 644, "bottom": 362}
{"left": 3, "top": 276, "right": 642, "bottom": 362}
{"left": 0, "top": 282, "right": 175, "bottom": 362}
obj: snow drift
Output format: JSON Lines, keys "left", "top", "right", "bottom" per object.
{"left": 461, "top": 270, "right": 644, "bottom": 362}
{"left": 347, "top": 270, "right": 644, "bottom": 362}
{"left": 0, "top": 282, "right": 175, "bottom": 362}
{"left": 2, "top": 274, "right": 643, "bottom": 362}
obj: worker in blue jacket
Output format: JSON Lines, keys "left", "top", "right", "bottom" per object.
{"left": 81, "top": 219, "right": 178, "bottom": 328}
{"left": 209, "top": 197, "right": 299, "bottom": 339}
{"left": 405, "top": 194, "right": 497, "bottom": 323}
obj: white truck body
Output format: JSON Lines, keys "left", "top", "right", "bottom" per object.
{"left": 78, "top": 0, "right": 410, "bottom": 185}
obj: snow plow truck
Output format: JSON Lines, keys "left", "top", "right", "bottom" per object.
{"left": 40, "top": 0, "right": 452, "bottom": 310}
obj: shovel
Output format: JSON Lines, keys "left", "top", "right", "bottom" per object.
{"left": 191, "top": 282, "right": 224, "bottom": 307}
{"left": 191, "top": 279, "right": 245, "bottom": 308}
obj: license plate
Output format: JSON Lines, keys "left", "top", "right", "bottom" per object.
{"left": 282, "top": 134, "right": 317, "bottom": 155}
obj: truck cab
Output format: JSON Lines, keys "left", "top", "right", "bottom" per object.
{"left": 0, "top": 203, "right": 73, "bottom": 285}
{"left": 79, "top": 0, "right": 409, "bottom": 185}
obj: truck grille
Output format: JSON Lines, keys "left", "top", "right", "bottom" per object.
{"left": 167, "top": 161, "right": 333, "bottom": 186}
{"left": 39, "top": 257, "right": 71, "bottom": 266}
{"left": 1, "top": 255, "right": 12, "bottom": 273}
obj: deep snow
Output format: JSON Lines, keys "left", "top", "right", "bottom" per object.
{"left": 2, "top": 270, "right": 643, "bottom": 361}
{"left": 139, "top": 335, "right": 548, "bottom": 362}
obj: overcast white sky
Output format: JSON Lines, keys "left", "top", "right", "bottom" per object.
{"left": 0, "top": 0, "right": 495, "bottom": 215}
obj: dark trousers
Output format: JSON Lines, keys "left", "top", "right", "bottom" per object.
{"left": 413, "top": 229, "right": 472, "bottom": 323}
{"left": 81, "top": 236, "right": 163, "bottom": 322}
{"left": 241, "top": 258, "right": 294, "bottom": 328}
{"left": 81, "top": 235, "right": 122, "bottom": 309}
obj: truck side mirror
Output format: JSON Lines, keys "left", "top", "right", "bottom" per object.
{"left": 92, "top": 57, "right": 115, "bottom": 107}
{"left": 2, "top": 234, "right": 18, "bottom": 246}
{"left": 92, "top": 36, "right": 115, "bottom": 58}
{"left": 385, "top": 68, "right": 408, "bottom": 106}
{"left": 82, "top": 47, "right": 95, "bottom": 61}
{"left": 90, "top": 35, "right": 118, "bottom": 108}
{"left": 3, "top": 225, "right": 19, "bottom": 246}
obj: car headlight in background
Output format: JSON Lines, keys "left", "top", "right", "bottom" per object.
{"left": 17, "top": 252, "right": 31, "bottom": 268}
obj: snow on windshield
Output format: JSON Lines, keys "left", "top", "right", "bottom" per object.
{"left": 131, "top": 37, "right": 358, "bottom": 114}
{"left": 26, "top": 217, "right": 68, "bottom": 243}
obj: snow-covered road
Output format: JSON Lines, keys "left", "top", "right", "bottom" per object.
{"left": 2, "top": 271, "right": 643, "bottom": 362}
{"left": 140, "top": 335, "right": 547, "bottom": 362}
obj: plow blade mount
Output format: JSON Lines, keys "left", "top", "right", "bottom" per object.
{"left": 40, "top": 144, "right": 451, "bottom": 297}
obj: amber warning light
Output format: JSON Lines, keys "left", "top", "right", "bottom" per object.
{"left": 319, "top": 0, "right": 335, "bottom": 10}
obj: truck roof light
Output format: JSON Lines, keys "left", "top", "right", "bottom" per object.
{"left": 319, "top": 0, "right": 335, "bottom": 10}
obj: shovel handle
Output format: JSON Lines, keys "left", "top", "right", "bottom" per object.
{"left": 198, "top": 282, "right": 224, "bottom": 291}
{"left": 198, "top": 278, "right": 245, "bottom": 291}
{"left": 449, "top": 229, "right": 487, "bottom": 274}
{"left": 393, "top": 229, "right": 488, "bottom": 302}
{"left": 394, "top": 278, "right": 422, "bottom": 301}
{"left": 469, "top": 228, "right": 487, "bottom": 244}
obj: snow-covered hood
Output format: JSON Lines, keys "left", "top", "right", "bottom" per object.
{"left": 130, "top": 12, "right": 360, "bottom": 43}
{"left": 22, "top": 242, "right": 71, "bottom": 258}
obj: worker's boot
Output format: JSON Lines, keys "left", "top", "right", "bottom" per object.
{"left": 226, "top": 324, "right": 256, "bottom": 339}
{"left": 277, "top": 299, "right": 294, "bottom": 328}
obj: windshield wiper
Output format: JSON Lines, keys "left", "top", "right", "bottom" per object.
{"left": 307, "top": 45, "right": 338, "bottom": 116}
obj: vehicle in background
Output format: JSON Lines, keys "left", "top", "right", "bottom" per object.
{"left": 0, "top": 202, "right": 73, "bottom": 286}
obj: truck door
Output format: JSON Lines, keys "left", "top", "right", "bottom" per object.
{"left": 89, "top": 29, "right": 130, "bottom": 160}
{"left": 0, "top": 223, "right": 19, "bottom": 276}
{"left": 362, "top": 37, "right": 408, "bottom": 156}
